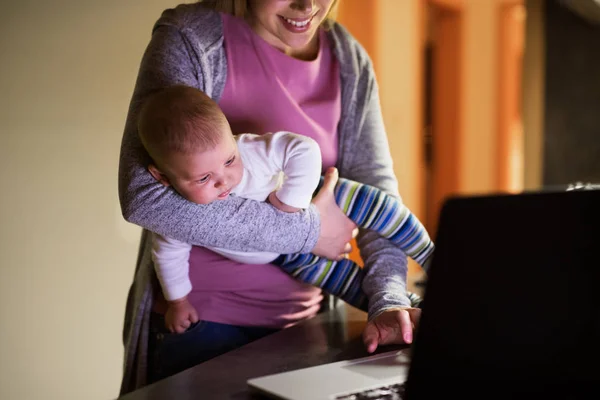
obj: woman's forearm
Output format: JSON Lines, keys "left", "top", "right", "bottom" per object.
{"left": 119, "top": 153, "right": 319, "bottom": 253}
{"left": 340, "top": 56, "right": 413, "bottom": 315}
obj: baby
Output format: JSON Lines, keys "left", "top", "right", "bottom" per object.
{"left": 138, "top": 85, "right": 435, "bottom": 333}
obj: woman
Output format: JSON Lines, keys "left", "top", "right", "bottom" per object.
{"left": 119, "top": 0, "right": 420, "bottom": 394}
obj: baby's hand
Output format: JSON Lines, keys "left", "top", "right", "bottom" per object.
{"left": 267, "top": 191, "right": 300, "bottom": 213}
{"left": 165, "top": 297, "right": 199, "bottom": 334}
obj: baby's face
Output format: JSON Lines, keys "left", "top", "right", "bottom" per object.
{"left": 159, "top": 135, "right": 244, "bottom": 204}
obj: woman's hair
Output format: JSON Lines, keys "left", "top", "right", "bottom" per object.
{"left": 199, "top": 0, "right": 339, "bottom": 29}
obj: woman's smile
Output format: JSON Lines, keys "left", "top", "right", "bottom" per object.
{"left": 278, "top": 14, "right": 315, "bottom": 33}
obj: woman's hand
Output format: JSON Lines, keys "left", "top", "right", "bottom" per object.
{"left": 311, "top": 167, "right": 358, "bottom": 260}
{"left": 362, "top": 308, "right": 422, "bottom": 353}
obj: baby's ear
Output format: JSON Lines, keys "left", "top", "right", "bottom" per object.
{"left": 148, "top": 164, "right": 171, "bottom": 187}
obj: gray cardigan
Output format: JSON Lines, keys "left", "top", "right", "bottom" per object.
{"left": 119, "top": 3, "right": 411, "bottom": 394}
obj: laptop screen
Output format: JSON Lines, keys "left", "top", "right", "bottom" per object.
{"left": 406, "top": 190, "right": 600, "bottom": 398}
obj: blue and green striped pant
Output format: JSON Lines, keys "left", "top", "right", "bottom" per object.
{"left": 274, "top": 177, "right": 434, "bottom": 311}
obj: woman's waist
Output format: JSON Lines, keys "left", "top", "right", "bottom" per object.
{"left": 188, "top": 245, "right": 313, "bottom": 291}
{"left": 189, "top": 288, "right": 322, "bottom": 328}
{"left": 152, "top": 286, "right": 323, "bottom": 328}
{"left": 153, "top": 244, "right": 323, "bottom": 327}
{"left": 181, "top": 246, "right": 323, "bottom": 327}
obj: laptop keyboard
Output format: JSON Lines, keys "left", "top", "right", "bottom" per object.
{"left": 334, "top": 382, "right": 406, "bottom": 400}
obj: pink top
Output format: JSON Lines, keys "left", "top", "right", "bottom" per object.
{"left": 184, "top": 13, "right": 341, "bottom": 329}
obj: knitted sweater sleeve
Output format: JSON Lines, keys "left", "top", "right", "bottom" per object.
{"left": 333, "top": 25, "right": 415, "bottom": 317}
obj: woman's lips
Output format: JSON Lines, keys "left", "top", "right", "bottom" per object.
{"left": 279, "top": 14, "right": 315, "bottom": 33}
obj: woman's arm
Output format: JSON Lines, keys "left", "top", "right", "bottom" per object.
{"left": 350, "top": 77, "right": 413, "bottom": 317}
{"left": 118, "top": 24, "right": 321, "bottom": 254}
{"left": 335, "top": 30, "right": 414, "bottom": 318}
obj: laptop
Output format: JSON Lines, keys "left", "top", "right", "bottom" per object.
{"left": 248, "top": 190, "right": 600, "bottom": 399}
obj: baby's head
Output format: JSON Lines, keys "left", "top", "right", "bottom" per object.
{"left": 138, "top": 85, "right": 243, "bottom": 204}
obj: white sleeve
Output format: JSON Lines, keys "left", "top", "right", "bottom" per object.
{"left": 240, "top": 132, "right": 322, "bottom": 209}
{"left": 151, "top": 233, "right": 193, "bottom": 301}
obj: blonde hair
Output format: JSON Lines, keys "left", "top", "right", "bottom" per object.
{"left": 199, "top": 0, "right": 339, "bottom": 29}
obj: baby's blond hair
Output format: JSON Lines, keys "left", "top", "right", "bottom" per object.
{"left": 137, "top": 85, "right": 228, "bottom": 162}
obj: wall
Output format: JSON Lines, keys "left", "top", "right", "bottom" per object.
{"left": 0, "top": 1, "right": 186, "bottom": 399}
{"left": 543, "top": 0, "right": 600, "bottom": 185}
{"left": 460, "top": 0, "right": 501, "bottom": 194}
{"left": 376, "top": 1, "right": 425, "bottom": 218}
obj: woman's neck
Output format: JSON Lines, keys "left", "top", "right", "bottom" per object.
{"left": 285, "top": 37, "right": 320, "bottom": 61}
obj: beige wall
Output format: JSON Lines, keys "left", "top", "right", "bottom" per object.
{"left": 0, "top": 1, "right": 187, "bottom": 399}
{"left": 377, "top": 0, "right": 425, "bottom": 218}
{"left": 460, "top": 0, "right": 500, "bottom": 193}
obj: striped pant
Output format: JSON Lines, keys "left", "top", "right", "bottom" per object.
{"left": 274, "top": 177, "right": 434, "bottom": 311}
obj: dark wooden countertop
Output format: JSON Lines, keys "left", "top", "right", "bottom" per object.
{"left": 118, "top": 305, "right": 406, "bottom": 400}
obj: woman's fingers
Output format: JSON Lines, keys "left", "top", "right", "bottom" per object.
{"left": 333, "top": 242, "right": 353, "bottom": 261}
{"left": 320, "top": 167, "right": 338, "bottom": 192}
{"left": 344, "top": 242, "right": 352, "bottom": 253}
{"left": 395, "top": 309, "right": 414, "bottom": 344}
